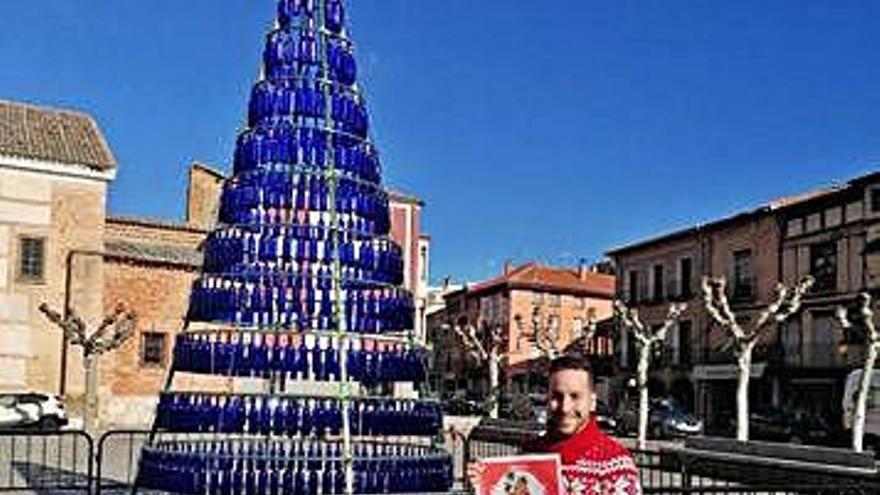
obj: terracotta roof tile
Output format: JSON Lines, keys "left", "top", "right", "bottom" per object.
{"left": 469, "top": 262, "right": 615, "bottom": 298}
{"left": 0, "top": 99, "right": 116, "bottom": 171}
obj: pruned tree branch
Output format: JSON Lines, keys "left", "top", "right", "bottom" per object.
{"left": 40, "top": 302, "right": 138, "bottom": 358}
{"left": 445, "top": 322, "right": 487, "bottom": 362}
{"left": 702, "top": 277, "right": 744, "bottom": 339}
{"left": 528, "top": 307, "right": 561, "bottom": 359}
{"left": 701, "top": 275, "right": 812, "bottom": 441}
{"left": 582, "top": 307, "right": 598, "bottom": 342}
{"left": 834, "top": 292, "right": 880, "bottom": 452}
{"left": 615, "top": 299, "right": 687, "bottom": 449}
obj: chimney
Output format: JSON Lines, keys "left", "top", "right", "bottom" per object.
{"left": 578, "top": 258, "right": 589, "bottom": 281}
{"left": 503, "top": 260, "right": 513, "bottom": 276}
{"left": 442, "top": 276, "right": 451, "bottom": 289}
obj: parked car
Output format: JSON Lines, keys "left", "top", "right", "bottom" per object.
{"left": 746, "top": 406, "right": 835, "bottom": 445}
{"left": 649, "top": 398, "right": 703, "bottom": 438}
{"left": 442, "top": 396, "right": 485, "bottom": 416}
{"left": 842, "top": 369, "right": 880, "bottom": 448}
{"left": 615, "top": 397, "right": 703, "bottom": 438}
{"left": 594, "top": 400, "right": 617, "bottom": 432}
{"left": 0, "top": 392, "right": 67, "bottom": 430}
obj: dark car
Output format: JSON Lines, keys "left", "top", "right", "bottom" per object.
{"left": 649, "top": 398, "right": 703, "bottom": 438}
{"left": 442, "top": 396, "right": 486, "bottom": 416}
{"left": 745, "top": 407, "right": 836, "bottom": 445}
{"left": 595, "top": 400, "right": 618, "bottom": 432}
{"left": 615, "top": 397, "right": 703, "bottom": 438}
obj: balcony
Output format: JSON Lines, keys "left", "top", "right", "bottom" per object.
{"left": 782, "top": 343, "right": 862, "bottom": 369}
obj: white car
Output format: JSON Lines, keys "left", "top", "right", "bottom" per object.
{"left": 842, "top": 369, "right": 880, "bottom": 446}
{"left": 0, "top": 392, "right": 68, "bottom": 430}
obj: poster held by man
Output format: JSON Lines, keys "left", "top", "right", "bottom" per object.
{"left": 475, "top": 454, "right": 563, "bottom": 495}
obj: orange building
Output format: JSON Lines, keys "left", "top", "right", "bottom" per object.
{"left": 427, "top": 262, "right": 615, "bottom": 404}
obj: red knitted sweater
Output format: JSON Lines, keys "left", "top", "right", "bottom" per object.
{"left": 526, "top": 419, "right": 642, "bottom": 495}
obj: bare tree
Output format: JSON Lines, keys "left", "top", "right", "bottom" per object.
{"left": 701, "top": 276, "right": 813, "bottom": 441}
{"left": 40, "top": 302, "right": 137, "bottom": 431}
{"left": 520, "top": 306, "right": 562, "bottom": 359}
{"left": 834, "top": 293, "right": 880, "bottom": 452}
{"left": 615, "top": 300, "right": 687, "bottom": 450}
{"left": 573, "top": 307, "right": 601, "bottom": 356}
{"left": 443, "top": 318, "right": 505, "bottom": 418}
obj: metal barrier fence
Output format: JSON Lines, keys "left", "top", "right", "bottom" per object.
{"left": 0, "top": 429, "right": 93, "bottom": 494}
{"left": 95, "top": 429, "right": 150, "bottom": 495}
{"left": 461, "top": 422, "right": 880, "bottom": 494}
{"left": 0, "top": 426, "right": 876, "bottom": 494}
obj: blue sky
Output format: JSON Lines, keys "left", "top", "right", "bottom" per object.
{"left": 2, "top": 1, "right": 879, "bottom": 284}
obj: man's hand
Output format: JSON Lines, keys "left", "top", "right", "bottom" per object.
{"left": 466, "top": 461, "right": 485, "bottom": 491}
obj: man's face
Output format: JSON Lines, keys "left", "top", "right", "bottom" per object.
{"left": 546, "top": 368, "right": 594, "bottom": 437}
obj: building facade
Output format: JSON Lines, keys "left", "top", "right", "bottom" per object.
{"left": 607, "top": 171, "right": 880, "bottom": 430}
{"left": 0, "top": 100, "right": 116, "bottom": 413}
{"left": 98, "top": 169, "right": 431, "bottom": 425}
{"left": 427, "top": 262, "right": 616, "bottom": 404}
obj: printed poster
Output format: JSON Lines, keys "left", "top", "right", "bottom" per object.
{"left": 477, "top": 453, "right": 563, "bottom": 495}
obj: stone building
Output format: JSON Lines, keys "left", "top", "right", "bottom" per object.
{"left": 0, "top": 99, "right": 117, "bottom": 409}
{"left": 427, "top": 262, "right": 615, "bottom": 404}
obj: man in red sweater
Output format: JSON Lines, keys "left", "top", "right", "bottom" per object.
{"left": 469, "top": 355, "right": 642, "bottom": 494}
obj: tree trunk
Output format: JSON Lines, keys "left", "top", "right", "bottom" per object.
{"left": 489, "top": 348, "right": 499, "bottom": 419}
{"left": 84, "top": 354, "right": 98, "bottom": 433}
{"left": 736, "top": 342, "right": 754, "bottom": 442}
{"left": 637, "top": 343, "right": 651, "bottom": 450}
{"left": 853, "top": 343, "right": 879, "bottom": 452}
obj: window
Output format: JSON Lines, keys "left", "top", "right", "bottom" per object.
{"left": 628, "top": 270, "right": 640, "bottom": 303}
{"left": 576, "top": 297, "right": 586, "bottom": 309}
{"left": 572, "top": 318, "right": 584, "bottom": 340}
{"left": 678, "top": 321, "right": 692, "bottom": 366}
{"left": 871, "top": 188, "right": 880, "bottom": 213}
{"left": 532, "top": 292, "right": 544, "bottom": 305}
{"left": 652, "top": 264, "right": 664, "bottom": 301}
{"left": 810, "top": 241, "right": 837, "bottom": 292}
{"left": 419, "top": 245, "right": 428, "bottom": 283}
{"left": 141, "top": 332, "right": 166, "bottom": 367}
{"left": 549, "top": 294, "right": 561, "bottom": 307}
{"left": 18, "top": 236, "right": 45, "bottom": 282}
{"left": 732, "top": 249, "right": 753, "bottom": 299}
{"left": 679, "top": 258, "right": 693, "bottom": 298}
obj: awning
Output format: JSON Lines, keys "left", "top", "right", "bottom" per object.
{"left": 692, "top": 362, "right": 767, "bottom": 381}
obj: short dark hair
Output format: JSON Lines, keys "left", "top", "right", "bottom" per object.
{"left": 548, "top": 354, "right": 593, "bottom": 380}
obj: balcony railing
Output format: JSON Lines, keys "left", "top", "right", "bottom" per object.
{"left": 783, "top": 343, "right": 864, "bottom": 369}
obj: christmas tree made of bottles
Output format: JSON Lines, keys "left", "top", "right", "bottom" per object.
{"left": 134, "top": 1, "right": 452, "bottom": 493}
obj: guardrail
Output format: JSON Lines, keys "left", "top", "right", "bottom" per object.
{"left": 461, "top": 420, "right": 880, "bottom": 494}
{"left": 0, "top": 425, "right": 876, "bottom": 494}
{"left": 0, "top": 429, "right": 93, "bottom": 494}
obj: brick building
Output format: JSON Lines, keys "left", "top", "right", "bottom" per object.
{"left": 0, "top": 100, "right": 116, "bottom": 410}
{"left": 427, "top": 262, "right": 616, "bottom": 404}
{"left": 98, "top": 166, "right": 431, "bottom": 426}
{"left": 607, "top": 170, "right": 880, "bottom": 430}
